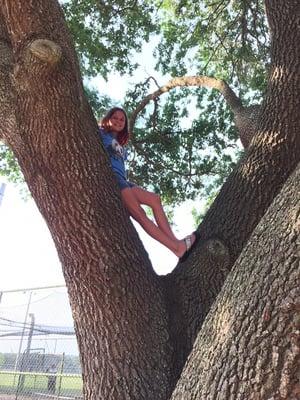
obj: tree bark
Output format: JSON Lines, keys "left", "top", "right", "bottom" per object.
{"left": 171, "top": 160, "right": 300, "bottom": 400}
{"left": 164, "top": 0, "right": 300, "bottom": 383}
{"left": 0, "top": 10, "right": 17, "bottom": 143}
{"left": 0, "top": 1, "right": 172, "bottom": 399}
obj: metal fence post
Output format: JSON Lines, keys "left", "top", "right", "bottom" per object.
{"left": 57, "top": 352, "right": 65, "bottom": 399}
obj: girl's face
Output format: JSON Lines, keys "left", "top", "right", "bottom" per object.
{"left": 108, "top": 111, "right": 126, "bottom": 134}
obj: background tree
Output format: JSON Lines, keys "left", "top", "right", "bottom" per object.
{"left": 0, "top": 0, "right": 299, "bottom": 400}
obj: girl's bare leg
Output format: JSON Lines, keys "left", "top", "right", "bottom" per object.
{"left": 130, "top": 186, "right": 178, "bottom": 241}
{"left": 121, "top": 187, "right": 187, "bottom": 257}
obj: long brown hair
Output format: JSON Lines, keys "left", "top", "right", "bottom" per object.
{"left": 100, "top": 107, "right": 129, "bottom": 146}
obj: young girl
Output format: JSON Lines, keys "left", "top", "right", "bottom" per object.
{"left": 99, "top": 107, "right": 197, "bottom": 261}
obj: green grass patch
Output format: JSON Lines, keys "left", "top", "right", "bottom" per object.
{"left": 0, "top": 371, "right": 82, "bottom": 395}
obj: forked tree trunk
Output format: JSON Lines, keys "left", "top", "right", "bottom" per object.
{"left": 171, "top": 160, "right": 300, "bottom": 400}
{"left": 0, "top": 0, "right": 299, "bottom": 399}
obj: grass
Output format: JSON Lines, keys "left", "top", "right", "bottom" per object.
{"left": 0, "top": 371, "right": 82, "bottom": 395}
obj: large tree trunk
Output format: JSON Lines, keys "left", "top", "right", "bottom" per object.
{"left": 0, "top": 0, "right": 299, "bottom": 399}
{"left": 0, "top": 10, "right": 16, "bottom": 142}
{"left": 164, "top": 0, "right": 300, "bottom": 383}
{"left": 0, "top": 1, "right": 172, "bottom": 399}
{"left": 171, "top": 160, "right": 300, "bottom": 400}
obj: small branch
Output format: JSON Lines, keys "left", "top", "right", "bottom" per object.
{"left": 201, "top": 11, "right": 242, "bottom": 74}
{"left": 145, "top": 75, "right": 161, "bottom": 89}
{"left": 150, "top": 97, "right": 159, "bottom": 130}
{"left": 95, "top": 0, "right": 138, "bottom": 18}
{"left": 131, "top": 140, "right": 197, "bottom": 178}
{"left": 205, "top": 0, "right": 230, "bottom": 25}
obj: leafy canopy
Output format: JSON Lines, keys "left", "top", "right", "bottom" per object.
{"left": 1, "top": 0, "right": 270, "bottom": 206}
{"left": 123, "top": 0, "right": 269, "bottom": 204}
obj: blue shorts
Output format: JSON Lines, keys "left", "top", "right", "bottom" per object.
{"left": 114, "top": 173, "right": 136, "bottom": 191}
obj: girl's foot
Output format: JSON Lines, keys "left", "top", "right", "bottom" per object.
{"left": 176, "top": 233, "right": 196, "bottom": 259}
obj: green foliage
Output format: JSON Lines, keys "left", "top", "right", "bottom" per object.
{"left": 123, "top": 0, "right": 270, "bottom": 204}
{"left": 125, "top": 83, "right": 240, "bottom": 205}
{"left": 62, "top": 0, "right": 158, "bottom": 78}
{"left": 156, "top": 0, "right": 270, "bottom": 86}
{"left": 84, "top": 86, "right": 114, "bottom": 119}
{"left": 191, "top": 189, "right": 217, "bottom": 228}
{"left": 0, "top": 143, "right": 24, "bottom": 184}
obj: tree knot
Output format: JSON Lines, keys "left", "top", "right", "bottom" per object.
{"left": 206, "top": 238, "right": 229, "bottom": 259}
{"left": 29, "top": 39, "right": 62, "bottom": 66}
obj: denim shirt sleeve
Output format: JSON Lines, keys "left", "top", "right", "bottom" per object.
{"left": 100, "top": 129, "right": 113, "bottom": 150}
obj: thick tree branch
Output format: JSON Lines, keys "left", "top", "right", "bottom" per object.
{"left": 171, "top": 160, "right": 300, "bottom": 399}
{"left": 163, "top": 238, "right": 231, "bottom": 385}
{"left": 129, "top": 76, "right": 241, "bottom": 131}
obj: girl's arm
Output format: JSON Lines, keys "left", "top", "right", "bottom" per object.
{"left": 100, "top": 131, "right": 113, "bottom": 150}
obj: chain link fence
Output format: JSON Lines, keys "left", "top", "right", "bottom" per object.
{"left": 0, "top": 286, "right": 83, "bottom": 400}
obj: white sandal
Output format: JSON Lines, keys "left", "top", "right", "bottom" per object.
{"left": 184, "top": 235, "right": 193, "bottom": 251}
{"left": 179, "top": 232, "right": 198, "bottom": 262}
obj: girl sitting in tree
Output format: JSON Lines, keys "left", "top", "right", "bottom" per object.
{"left": 99, "top": 107, "right": 197, "bottom": 261}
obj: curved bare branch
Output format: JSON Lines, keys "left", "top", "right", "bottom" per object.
{"left": 129, "top": 76, "right": 242, "bottom": 133}
{"left": 129, "top": 75, "right": 260, "bottom": 148}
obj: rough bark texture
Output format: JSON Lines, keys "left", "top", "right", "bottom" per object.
{"left": 163, "top": 0, "right": 300, "bottom": 382}
{"left": 163, "top": 239, "right": 231, "bottom": 384}
{"left": 171, "top": 161, "right": 300, "bottom": 400}
{"left": 0, "top": 1, "right": 171, "bottom": 399}
{"left": 0, "top": 10, "right": 16, "bottom": 142}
